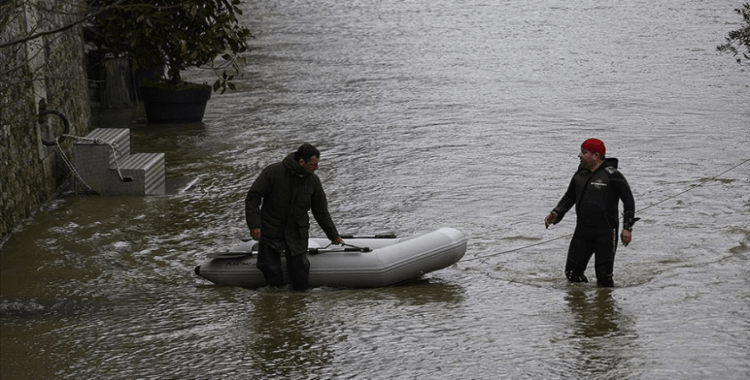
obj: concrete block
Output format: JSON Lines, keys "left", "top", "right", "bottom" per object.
{"left": 72, "top": 128, "right": 165, "bottom": 196}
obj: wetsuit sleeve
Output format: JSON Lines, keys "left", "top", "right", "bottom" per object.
{"left": 552, "top": 176, "right": 577, "bottom": 224}
{"left": 245, "top": 169, "right": 270, "bottom": 230}
{"left": 611, "top": 171, "right": 638, "bottom": 230}
{"left": 310, "top": 177, "right": 340, "bottom": 241}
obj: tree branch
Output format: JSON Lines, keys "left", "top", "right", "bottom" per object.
{"left": 0, "top": 0, "right": 128, "bottom": 49}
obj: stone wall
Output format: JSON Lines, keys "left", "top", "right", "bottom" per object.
{"left": 1, "top": 0, "right": 92, "bottom": 242}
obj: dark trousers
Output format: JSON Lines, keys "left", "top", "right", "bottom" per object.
{"left": 565, "top": 227, "right": 618, "bottom": 287}
{"left": 256, "top": 241, "right": 311, "bottom": 291}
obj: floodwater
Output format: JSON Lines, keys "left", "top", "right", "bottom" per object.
{"left": 2, "top": 0, "right": 749, "bottom": 378}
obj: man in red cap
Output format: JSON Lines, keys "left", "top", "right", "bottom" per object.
{"left": 544, "top": 138, "right": 638, "bottom": 287}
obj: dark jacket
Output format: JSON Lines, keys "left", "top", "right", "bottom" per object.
{"left": 245, "top": 153, "right": 340, "bottom": 255}
{"left": 552, "top": 157, "right": 637, "bottom": 231}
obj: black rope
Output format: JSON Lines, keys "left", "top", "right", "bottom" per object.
{"left": 636, "top": 157, "right": 750, "bottom": 214}
{"left": 464, "top": 157, "right": 750, "bottom": 262}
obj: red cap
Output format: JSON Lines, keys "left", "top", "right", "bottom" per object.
{"left": 581, "top": 138, "right": 605, "bottom": 156}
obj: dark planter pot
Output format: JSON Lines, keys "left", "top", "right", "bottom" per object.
{"left": 140, "top": 85, "right": 212, "bottom": 123}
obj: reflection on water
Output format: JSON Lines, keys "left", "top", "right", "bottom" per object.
{"left": 566, "top": 287, "right": 623, "bottom": 338}
{"left": 563, "top": 286, "right": 636, "bottom": 379}
{"left": 190, "top": 281, "right": 468, "bottom": 379}
{"left": 2, "top": 0, "right": 750, "bottom": 378}
{"left": 246, "top": 293, "right": 334, "bottom": 378}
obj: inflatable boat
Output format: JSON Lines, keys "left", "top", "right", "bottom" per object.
{"left": 194, "top": 227, "right": 468, "bottom": 288}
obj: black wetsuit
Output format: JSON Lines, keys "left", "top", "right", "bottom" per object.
{"left": 551, "top": 157, "right": 637, "bottom": 287}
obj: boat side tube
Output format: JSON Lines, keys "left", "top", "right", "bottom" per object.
{"left": 195, "top": 227, "right": 468, "bottom": 288}
{"left": 307, "top": 227, "right": 467, "bottom": 287}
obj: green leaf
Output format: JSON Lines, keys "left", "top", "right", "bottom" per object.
{"left": 88, "top": 0, "right": 251, "bottom": 91}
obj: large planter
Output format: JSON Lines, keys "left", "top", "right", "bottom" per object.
{"left": 140, "top": 84, "right": 212, "bottom": 123}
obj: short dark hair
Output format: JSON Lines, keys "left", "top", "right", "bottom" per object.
{"left": 294, "top": 143, "right": 320, "bottom": 162}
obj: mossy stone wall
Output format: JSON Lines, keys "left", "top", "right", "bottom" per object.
{"left": 1, "top": 0, "right": 93, "bottom": 242}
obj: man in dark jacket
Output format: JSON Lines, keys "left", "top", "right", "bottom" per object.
{"left": 544, "top": 139, "right": 638, "bottom": 287}
{"left": 245, "top": 143, "right": 343, "bottom": 291}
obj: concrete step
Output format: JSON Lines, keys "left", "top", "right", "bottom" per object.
{"left": 118, "top": 153, "right": 165, "bottom": 195}
{"left": 72, "top": 128, "right": 166, "bottom": 196}
{"left": 77, "top": 128, "right": 131, "bottom": 164}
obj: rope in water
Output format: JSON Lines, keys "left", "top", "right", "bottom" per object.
{"left": 55, "top": 137, "right": 97, "bottom": 193}
{"left": 463, "top": 157, "right": 750, "bottom": 262}
{"left": 635, "top": 157, "right": 750, "bottom": 214}
{"left": 63, "top": 134, "right": 129, "bottom": 182}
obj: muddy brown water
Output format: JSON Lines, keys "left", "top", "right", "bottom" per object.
{"left": 2, "top": 0, "right": 749, "bottom": 378}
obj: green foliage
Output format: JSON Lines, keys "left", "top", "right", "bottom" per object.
{"left": 86, "top": 0, "right": 253, "bottom": 92}
{"left": 717, "top": 3, "right": 750, "bottom": 67}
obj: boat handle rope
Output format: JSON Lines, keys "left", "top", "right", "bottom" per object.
{"left": 207, "top": 243, "right": 373, "bottom": 259}
{"left": 310, "top": 243, "right": 372, "bottom": 255}
{"left": 464, "top": 157, "right": 750, "bottom": 262}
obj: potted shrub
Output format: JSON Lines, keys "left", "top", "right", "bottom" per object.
{"left": 87, "top": 0, "right": 252, "bottom": 123}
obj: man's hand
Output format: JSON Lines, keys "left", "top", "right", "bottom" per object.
{"left": 332, "top": 237, "right": 344, "bottom": 245}
{"left": 251, "top": 228, "right": 261, "bottom": 240}
{"left": 544, "top": 211, "right": 558, "bottom": 229}
{"left": 620, "top": 229, "right": 632, "bottom": 247}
